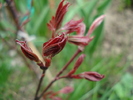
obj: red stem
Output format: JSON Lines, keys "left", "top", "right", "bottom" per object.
{"left": 56, "top": 75, "right": 68, "bottom": 80}
{"left": 37, "top": 49, "right": 82, "bottom": 100}
{"left": 56, "top": 49, "right": 81, "bottom": 77}
{"left": 34, "top": 70, "right": 45, "bottom": 100}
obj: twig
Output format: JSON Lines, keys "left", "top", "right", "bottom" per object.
{"left": 37, "top": 49, "right": 82, "bottom": 100}
{"left": 56, "top": 49, "right": 82, "bottom": 77}
{"left": 34, "top": 70, "right": 45, "bottom": 100}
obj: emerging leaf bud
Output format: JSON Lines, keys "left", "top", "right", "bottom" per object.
{"left": 87, "top": 15, "right": 105, "bottom": 37}
{"left": 47, "top": 0, "right": 70, "bottom": 32}
{"left": 69, "top": 72, "right": 104, "bottom": 82}
{"left": 68, "top": 54, "right": 85, "bottom": 75}
{"left": 16, "top": 40, "right": 40, "bottom": 63}
{"left": 79, "top": 72, "right": 104, "bottom": 81}
{"left": 43, "top": 34, "right": 67, "bottom": 57}
{"left": 68, "top": 36, "right": 92, "bottom": 46}
{"left": 62, "top": 19, "right": 84, "bottom": 34}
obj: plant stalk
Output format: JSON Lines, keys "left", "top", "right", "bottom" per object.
{"left": 34, "top": 70, "right": 46, "bottom": 100}
{"left": 37, "top": 49, "right": 82, "bottom": 100}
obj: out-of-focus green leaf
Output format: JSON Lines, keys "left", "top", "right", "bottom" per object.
{"left": 63, "top": 5, "right": 80, "bottom": 24}
{"left": 79, "top": 83, "right": 100, "bottom": 100}
{"left": 70, "top": 80, "right": 87, "bottom": 100}
{"left": 114, "top": 83, "right": 124, "bottom": 99}
{"left": 0, "top": 60, "right": 12, "bottom": 86}
{"left": 28, "top": 6, "right": 49, "bottom": 35}
{"left": 108, "top": 73, "right": 133, "bottom": 100}
{"left": 97, "top": 0, "right": 111, "bottom": 13}
{"left": 77, "top": 0, "right": 98, "bottom": 25}
{"left": 0, "top": 20, "right": 15, "bottom": 30}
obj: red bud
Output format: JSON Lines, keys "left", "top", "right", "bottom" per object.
{"left": 16, "top": 40, "right": 40, "bottom": 62}
{"left": 47, "top": 0, "right": 70, "bottom": 33}
{"left": 87, "top": 15, "right": 105, "bottom": 37}
{"left": 69, "top": 72, "right": 104, "bottom": 82}
{"left": 68, "top": 54, "right": 85, "bottom": 75}
{"left": 68, "top": 36, "right": 92, "bottom": 46}
{"left": 80, "top": 72, "right": 105, "bottom": 81}
{"left": 43, "top": 34, "right": 67, "bottom": 57}
{"left": 62, "top": 19, "right": 84, "bottom": 34}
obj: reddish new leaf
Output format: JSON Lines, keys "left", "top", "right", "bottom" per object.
{"left": 43, "top": 34, "right": 67, "bottom": 57}
{"left": 47, "top": 0, "right": 70, "bottom": 33}
{"left": 16, "top": 40, "right": 40, "bottom": 62}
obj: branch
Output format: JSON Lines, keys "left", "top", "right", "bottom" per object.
{"left": 37, "top": 49, "right": 82, "bottom": 100}
{"left": 34, "top": 70, "right": 46, "bottom": 100}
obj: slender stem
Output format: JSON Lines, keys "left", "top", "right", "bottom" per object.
{"left": 38, "top": 78, "right": 56, "bottom": 99}
{"left": 56, "top": 75, "right": 68, "bottom": 80}
{"left": 34, "top": 70, "right": 46, "bottom": 100}
{"left": 56, "top": 49, "right": 81, "bottom": 77}
{"left": 37, "top": 49, "right": 82, "bottom": 100}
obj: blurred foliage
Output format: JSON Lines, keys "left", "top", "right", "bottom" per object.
{"left": 108, "top": 73, "right": 133, "bottom": 100}
{"left": 122, "top": 0, "right": 133, "bottom": 8}
{"left": 0, "top": 39, "right": 13, "bottom": 100}
{"left": 119, "top": 0, "right": 133, "bottom": 10}
{"left": 0, "top": 0, "right": 132, "bottom": 100}
{"left": 0, "top": 60, "right": 12, "bottom": 86}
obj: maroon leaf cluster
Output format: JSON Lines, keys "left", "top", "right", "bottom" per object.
{"left": 16, "top": 0, "right": 105, "bottom": 68}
